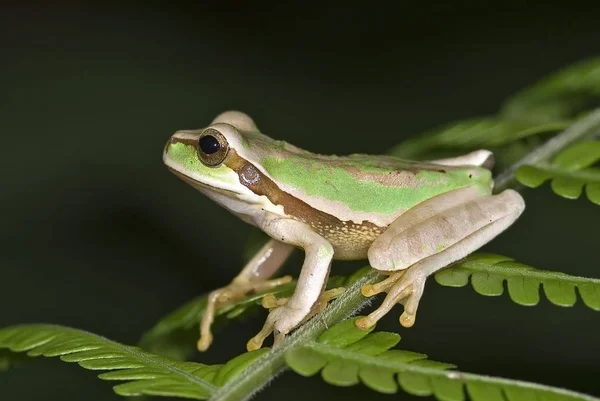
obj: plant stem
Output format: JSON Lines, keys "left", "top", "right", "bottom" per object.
{"left": 210, "top": 270, "right": 381, "bottom": 401}
{"left": 494, "top": 108, "right": 600, "bottom": 192}
{"left": 210, "top": 107, "right": 600, "bottom": 401}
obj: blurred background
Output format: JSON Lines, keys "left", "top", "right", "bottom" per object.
{"left": 1, "top": 2, "right": 599, "bottom": 400}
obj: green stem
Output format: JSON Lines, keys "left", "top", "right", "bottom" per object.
{"left": 494, "top": 108, "right": 600, "bottom": 192}
{"left": 210, "top": 270, "right": 381, "bottom": 401}
{"left": 211, "top": 107, "right": 600, "bottom": 401}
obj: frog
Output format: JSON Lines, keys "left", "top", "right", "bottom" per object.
{"left": 162, "top": 110, "right": 526, "bottom": 352}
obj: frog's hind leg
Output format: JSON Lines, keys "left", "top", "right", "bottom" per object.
{"left": 356, "top": 186, "right": 525, "bottom": 330}
{"left": 197, "top": 238, "right": 294, "bottom": 351}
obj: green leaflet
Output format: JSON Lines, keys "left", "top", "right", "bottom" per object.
{"left": 500, "top": 58, "right": 600, "bottom": 124}
{"left": 139, "top": 249, "right": 600, "bottom": 367}
{"left": 284, "top": 318, "right": 599, "bottom": 401}
{"left": 141, "top": 247, "right": 600, "bottom": 361}
{"left": 388, "top": 118, "right": 567, "bottom": 162}
{"left": 390, "top": 58, "right": 600, "bottom": 167}
{"left": 0, "top": 325, "right": 271, "bottom": 400}
{"left": 284, "top": 318, "right": 446, "bottom": 392}
{"left": 0, "top": 325, "right": 216, "bottom": 399}
{"left": 435, "top": 253, "right": 600, "bottom": 310}
{"left": 516, "top": 140, "right": 600, "bottom": 205}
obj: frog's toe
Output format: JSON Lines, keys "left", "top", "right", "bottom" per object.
{"left": 273, "top": 330, "right": 286, "bottom": 346}
{"left": 361, "top": 284, "right": 378, "bottom": 297}
{"left": 247, "top": 316, "right": 275, "bottom": 351}
{"left": 361, "top": 271, "right": 404, "bottom": 297}
{"left": 355, "top": 315, "right": 377, "bottom": 330}
{"left": 396, "top": 274, "right": 426, "bottom": 328}
{"left": 246, "top": 335, "right": 267, "bottom": 351}
{"left": 253, "top": 275, "right": 294, "bottom": 293}
{"left": 399, "top": 311, "right": 416, "bottom": 328}
{"left": 355, "top": 270, "right": 428, "bottom": 330}
{"left": 311, "top": 287, "right": 345, "bottom": 314}
{"left": 261, "top": 293, "right": 289, "bottom": 309}
{"left": 196, "top": 332, "right": 213, "bottom": 352}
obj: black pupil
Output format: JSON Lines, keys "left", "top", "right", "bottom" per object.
{"left": 199, "top": 135, "right": 220, "bottom": 154}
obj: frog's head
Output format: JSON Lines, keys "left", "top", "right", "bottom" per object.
{"left": 162, "top": 111, "right": 282, "bottom": 211}
{"left": 163, "top": 124, "right": 248, "bottom": 196}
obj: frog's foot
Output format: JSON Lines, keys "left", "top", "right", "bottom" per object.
{"left": 246, "top": 304, "right": 308, "bottom": 351}
{"left": 197, "top": 275, "right": 293, "bottom": 351}
{"left": 355, "top": 269, "right": 426, "bottom": 330}
{"left": 248, "top": 287, "right": 345, "bottom": 351}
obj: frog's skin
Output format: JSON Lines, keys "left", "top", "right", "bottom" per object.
{"left": 163, "top": 111, "right": 525, "bottom": 351}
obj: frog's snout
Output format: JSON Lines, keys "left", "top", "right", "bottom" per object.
{"left": 163, "top": 137, "right": 174, "bottom": 156}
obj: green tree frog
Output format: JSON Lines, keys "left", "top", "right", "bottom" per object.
{"left": 163, "top": 111, "right": 525, "bottom": 352}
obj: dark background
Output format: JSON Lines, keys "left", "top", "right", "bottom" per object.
{"left": 1, "top": 2, "right": 599, "bottom": 400}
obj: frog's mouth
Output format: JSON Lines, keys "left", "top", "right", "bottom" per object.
{"left": 166, "top": 166, "right": 242, "bottom": 198}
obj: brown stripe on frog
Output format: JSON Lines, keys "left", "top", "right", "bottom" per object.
{"left": 168, "top": 134, "right": 198, "bottom": 147}
{"left": 224, "top": 150, "right": 385, "bottom": 260}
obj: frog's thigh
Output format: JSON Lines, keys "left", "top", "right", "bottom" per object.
{"left": 361, "top": 187, "right": 524, "bottom": 328}
{"left": 368, "top": 186, "right": 524, "bottom": 271}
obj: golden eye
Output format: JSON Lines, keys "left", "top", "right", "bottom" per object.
{"left": 197, "top": 128, "right": 229, "bottom": 166}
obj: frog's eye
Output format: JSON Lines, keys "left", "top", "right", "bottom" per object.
{"left": 197, "top": 128, "right": 229, "bottom": 166}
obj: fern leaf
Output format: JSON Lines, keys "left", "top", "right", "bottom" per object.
{"left": 388, "top": 118, "right": 567, "bottom": 161}
{"left": 501, "top": 58, "right": 600, "bottom": 124}
{"left": 285, "top": 318, "right": 600, "bottom": 400}
{"left": 390, "top": 59, "right": 600, "bottom": 165}
{"left": 435, "top": 253, "right": 600, "bottom": 310}
{"left": 515, "top": 140, "right": 600, "bottom": 204}
{"left": 0, "top": 324, "right": 268, "bottom": 399}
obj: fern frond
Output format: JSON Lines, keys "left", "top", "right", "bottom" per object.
{"left": 435, "top": 253, "right": 600, "bottom": 310}
{"left": 285, "top": 318, "right": 600, "bottom": 400}
{"left": 388, "top": 118, "right": 567, "bottom": 161}
{"left": 501, "top": 58, "right": 600, "bottom": 124}
{"left": 140, "top": 251, "right": 600, "bottom": 367}
{"left": 390, "top": 58, "right": 600, "bottom": 165}
{"left": 0, "top": 324, "right": 268, "bottom": 400}
{"left": 515, "top": 140, "right": 600, "bottom": 204}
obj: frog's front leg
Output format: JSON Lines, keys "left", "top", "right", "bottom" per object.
{"left": 197, "top": 238, "right": 294, "bottom": 351}
{"left": 356, "top": 186, "right": 525, "bottom": 330}
{"left": 247, "top": 217, "right": 334, "bottom": 351}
